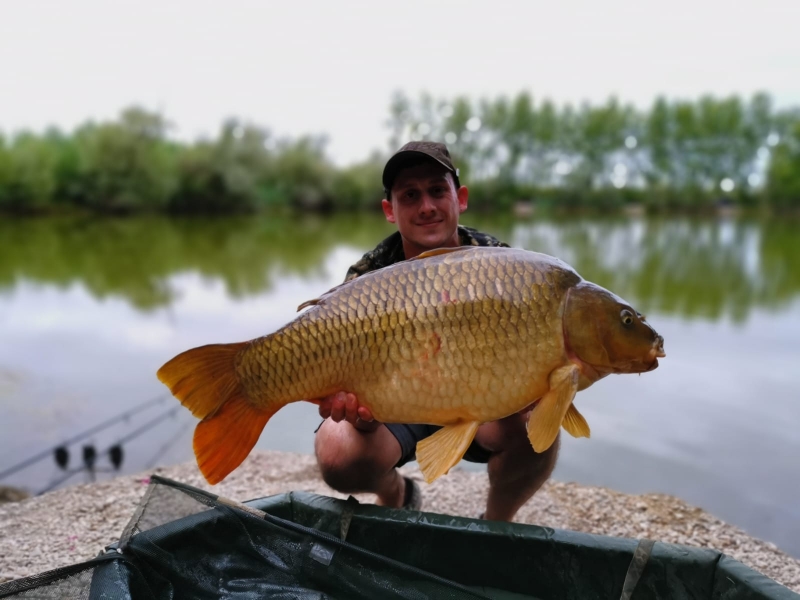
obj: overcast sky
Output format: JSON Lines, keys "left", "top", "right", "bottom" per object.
{"left": 2, "top": 0, "right": 799, "bottom": 165}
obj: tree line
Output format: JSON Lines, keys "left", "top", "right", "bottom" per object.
{"left": 1, "top": 91, "right": 799, "bottom": 215}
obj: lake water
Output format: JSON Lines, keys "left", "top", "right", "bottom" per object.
{"left": 0, "top": 212, "right": 798, "bottom": 558}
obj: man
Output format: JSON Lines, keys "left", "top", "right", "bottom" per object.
{"left": 313, "top": 141, "right": 560, "bottom": 521}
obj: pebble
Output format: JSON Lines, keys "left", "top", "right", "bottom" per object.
{"left": 0, "top": 450, "right": 798, "bottom": 594}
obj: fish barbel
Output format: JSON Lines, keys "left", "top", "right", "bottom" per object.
{"left": 157, "top": 246, "right": 665, "bottom": 485}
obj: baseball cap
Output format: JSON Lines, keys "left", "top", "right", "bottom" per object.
{"left": 382, "top": 141, "right": 461, "bottom": 194}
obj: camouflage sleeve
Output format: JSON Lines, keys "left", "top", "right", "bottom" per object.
{"left": 343, "top": 227, "right": 508, "bottom": 283}
{"left": 343, "top": 254, "right": 373, "bottom": 282}
{"left": 459, "top": 226, "right": 510, "bottom": 248}
{"left": 342, "top": 232, "right": 404, "bottom": 283}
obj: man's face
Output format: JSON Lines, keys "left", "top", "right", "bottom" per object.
{"left": 381, "top": 161, "right": 468, "bottom": 257}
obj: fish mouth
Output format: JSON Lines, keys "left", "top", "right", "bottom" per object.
{"left": 653, "top": 334, "right": 666, "bottom": 359}
{"left": 642, "top": 336, "right": 665, "bottom": 372}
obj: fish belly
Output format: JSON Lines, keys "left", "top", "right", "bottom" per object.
{"left": 237, "top": 247, "right": 578, "bottom": 424}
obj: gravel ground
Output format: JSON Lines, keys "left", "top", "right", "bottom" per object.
{"left": 1, "top": 449, "right": 798, "bottom": 594}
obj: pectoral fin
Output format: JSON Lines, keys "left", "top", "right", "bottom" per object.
{"left": 416, "top": 421, "right": 480, "bottom": 484}
{"left": 562, "top": 404, "right": 591, "bottom": 438}
{"left": 527, "top": 364, "right": 580, "bottom": 452}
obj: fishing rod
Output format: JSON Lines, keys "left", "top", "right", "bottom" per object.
{"left": 145, "top": 419, "right": 193, "bottom": 469}
{"left": 100, "top": 405, "right": 183, "bottom": 458}
{"left": 34, "top": 405, "right": 186, "bottom": 496}
{"left": 36, "top": 467, "right": 88, "bottom": 495}
{"left": 0, "top": 394, "right": 168, "bottom": 481}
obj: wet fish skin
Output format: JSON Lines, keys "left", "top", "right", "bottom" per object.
{"left": 157, "top": 246, "right": 663, "bottom": 485}
{"left": 237, "top": 247, "right": 578, "bottom": 424}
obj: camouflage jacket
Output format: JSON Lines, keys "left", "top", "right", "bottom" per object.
{"left": 343, "top": 225, "right": 510, "bottom": 283}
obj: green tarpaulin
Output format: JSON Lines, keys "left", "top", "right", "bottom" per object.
{"left": 1, "top": 475, "right": 796, "bottom": 599}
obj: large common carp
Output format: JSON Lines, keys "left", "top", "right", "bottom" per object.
{"left": 157, "top": 246, "right": 665, "bottom": 485}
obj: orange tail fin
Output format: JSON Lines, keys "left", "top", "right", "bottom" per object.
{"left": 193, "top": 396, "right": 275, "bottom": 485}
{"left": 157, "top": 342, "right": 274, "bottom": 485}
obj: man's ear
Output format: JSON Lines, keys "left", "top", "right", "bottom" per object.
{"left": 457, "top": 185, "right": 469, "bottom": 213}
{"left": 382, "top": 198, "right": 396, "bottom": 223}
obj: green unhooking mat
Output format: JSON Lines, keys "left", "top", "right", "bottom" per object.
{"left": 0, "top": 475, "right": 797, "bottom": 599}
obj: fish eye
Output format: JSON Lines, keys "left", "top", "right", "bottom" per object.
{"left": 620, "top": 309, "right": 634, "bottom": 326}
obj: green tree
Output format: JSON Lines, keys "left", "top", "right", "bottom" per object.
{"left": 645, "top": 96, "right": 672, "bottom": 187}
{"left": 0, "top": 132, "right": 59, "bottom": 212}
{"left": 72, "top": 107, "right": 178, "bottom": 211}
{"left": 1, "top": 90, "right": 798, "bottom": 215}
{"left": 330, "top": 152, "right": 385, "bottom": 211}
{"left": 765, "top": 120, "right": 800, "bottom": 209}
{"left": 171, "top": 119, "right": 274, "bottom": 213}
{"left": 266, "top": 136, "right": 336, "bottom": 211}
{"left": 567, "top": 97, "right": 632, "bottom": 193}
{"left": 0, "top": 134, "right": 12, "bottom": 208}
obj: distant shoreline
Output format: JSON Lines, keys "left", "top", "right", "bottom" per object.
{"left": 2, "top": 90, "right": 799, "bottom": 215}
{"left": 1, "top": 449, "right": 798, "bottom": 593}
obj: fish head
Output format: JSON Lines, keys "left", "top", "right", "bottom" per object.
{"left": 563, "top": 282, "right": 665, "bottom": 378}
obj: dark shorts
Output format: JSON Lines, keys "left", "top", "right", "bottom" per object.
{"left": 386, "top": 423, "right": 492, "bottom": 467}
{"left": 385, "top": 423, "right": 492, "bottom": 467}
{"left": 315, "top": 419, "right": 492, "bottom": 468}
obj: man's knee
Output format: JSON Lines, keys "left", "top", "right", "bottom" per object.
{"left": 514, "top": 426, "right": 560, "bottom": 464}
{"left": 316, "top": 453, "right": 358, "bottom": 493}
{"left": 529, "top": 431, "right": 560, "bottom": 477}
{"left": 521, "top": 430, "right": 560, "bottom": 480}
{"left": 485, "top": 425, "right": 561, "bottom": 484}
{"left": 314, "top": 419, "right": 400, "bottom": 493}
{"left": 315, "top": 421, "right": 357, "bottom": 491}
{"left": 476, "top": 413, "right": 542, "bottom": 455}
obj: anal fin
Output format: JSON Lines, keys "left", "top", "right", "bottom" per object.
{"left": 416, "top": 421, "right": 480, "bottom": 484}
{"left": 562, "top": 404, "right": 591, "bottom": 438}
{"left": 193, "top": 396, "right": 275, "bottom": 485}
{"left": 528, "top": 364, "right": 580, "bottom": 452}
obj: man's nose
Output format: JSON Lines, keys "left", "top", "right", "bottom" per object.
{"left": 418, "top": 194, "right": 436, "bottom": 214}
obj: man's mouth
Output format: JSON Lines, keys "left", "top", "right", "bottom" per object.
{"left": 418, "top": 220, "right": 442, "bottom": 228}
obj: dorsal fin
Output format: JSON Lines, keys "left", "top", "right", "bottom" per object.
{"left": 296, "top": 279, "right": 352, "bottom": 312}
{"left": 297, "top": 297, "right": 322, "bottom": 311}
{"left": 410, "top": 246, "right": 473, "bottom": 261}
{"left": 296, "top": 246, "right": 476, "bottom": 312}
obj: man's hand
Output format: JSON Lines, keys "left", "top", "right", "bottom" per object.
{"left": 317, "top": 391, "right": 380, "bottom": 433}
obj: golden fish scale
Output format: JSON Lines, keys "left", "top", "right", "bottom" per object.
{"left": 236, "top": 247, "right": 581, "bottom": 424}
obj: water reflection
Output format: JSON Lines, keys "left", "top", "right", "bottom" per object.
{"left": 1, "top": 214, "right": 798, "bottom": 322}
{"left": 0, "top": 212, "right": 799, "bottom": 559}
{"left": 491, "top": 214, "right": 800, "bottom": 322}
{"left": 0, "top": 215, "right": 396, "bottom": 311}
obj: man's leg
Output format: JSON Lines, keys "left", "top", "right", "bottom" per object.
{"left": 314, "top": 419, "right": 409, "bottom": 507}
{"left": 473, "top": 413, "right": 560, "bottom": 521}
